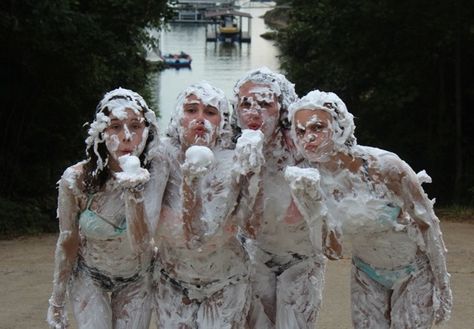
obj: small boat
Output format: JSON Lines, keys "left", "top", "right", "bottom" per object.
{"left": 205, "top": 9, "right": 252, "bottom": 43}
{"left": 161, "top": 51, "right": 192, "bottom": 68}
{"left": 218, "top": 16, "right": 240, "bottom": 41}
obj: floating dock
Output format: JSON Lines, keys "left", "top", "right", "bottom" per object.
{"left": 171, "top": 0, "right": 236, "bottom": 23}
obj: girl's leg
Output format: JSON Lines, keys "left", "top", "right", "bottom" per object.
{"left": 390, "top": 263, "right": 435, "bottom": 329}
{"left": 69, "top": 270, "right": 112, "bottom": 329}
{"left": 276, "top": 259, "right": 326, "bottom": 329}
{"left": 351, "top": 264, "right": 391, "bottom": 329}
{"left": 196, "top": 282, "right": 250, "bottom": 329}
{"left": 247, "top": 261, "right": 276, "bottom": 329}
{"left": 111, "top": 274, "right": 152, "bottom": 329}
{"left": 153, "top": 279, "right": 198, "bottom": 329}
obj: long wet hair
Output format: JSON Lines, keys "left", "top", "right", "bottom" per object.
{"left": 82, "top": 88, "right": 159, "bottom": 194}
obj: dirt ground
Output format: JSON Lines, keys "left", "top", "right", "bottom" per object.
{"left": 0, "top": 221, "right": 472, "bottom": 329}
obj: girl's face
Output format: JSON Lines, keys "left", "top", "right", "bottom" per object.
{"left": 180, "top": 94, "right": 221, "bottom": 149}
{"left": 236, "top": 81, "right": 279, "bottom": 140}
{"left": 103, "top": 108, "right": 148, "bottom": 171}
{"left": 294, "top": 109, "right": 334, "bottom": 162}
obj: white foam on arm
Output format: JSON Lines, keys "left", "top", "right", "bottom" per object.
{"left": 284, "top": 166, "right": 328, "bottom": 251}
{"left": 390, "top": 157, "right": 452, "bottom": 322}
{"left": 49, "top": 167, "right": 82, "bottom": 321}
{"left": 143, "top": 146, "right": 174, "bottom": 237}
{"left": 181, "top": 146, "right": 216, "bottom": 246}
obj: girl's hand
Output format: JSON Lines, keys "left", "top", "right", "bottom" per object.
{"left": 284, "top": 166, "right": 322, "bottom": 201}
{"left": 115, "top": 155, "right": 150, "bottom": 189}
{"left": 47, "top": 303, "right": 68, "bottom": 329}
{"left": 182, "top": 145, "right": 215, "bottom": 179}
{"left": 234, "top": 129, "right": 265, "bottom": 175}
{"left": 435, "top": 285, "right": 453, "bottom": 324}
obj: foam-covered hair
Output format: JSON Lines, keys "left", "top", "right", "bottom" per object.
{"left": 166, "top": 81, "right": 232, "bottom": 149}
{"left": 288, "top": 90, "right": 356, "bottom": 150}
{"left": 85, "top": 87, "right": 159, "bottom": 170}
{"left": 231, "top": 67, "right": 298, "bottom": 129}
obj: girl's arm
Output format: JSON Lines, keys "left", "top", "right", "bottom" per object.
{"left": 230, "top": 129, "right": 265, "bottom": 238}
{"left": 124, "top": 188, "right": 152, "bottom": 256}
{"left": 115, "top": 154, "right": 155, "bottom": 257}
{"left": 47, "top": 167, "right": 81, "bottom": 328}
{"left": 385, "top": 156, "right": 452, "bottom": 324}
{"left": 181, "top": 171, "right": 204, "bottom": 245}
{"left": 180, "top": 146, "right": 217, "bottom": 247}
{"left": 284, "top": 166, "right": 343, "bottom": 259}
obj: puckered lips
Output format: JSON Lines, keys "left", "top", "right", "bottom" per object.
{"left": 193, "top": 124, "right": 208, "bottom": 137}
{"left": 246, "top": 119, "right": 263, "bottom": 130}
{"left": 303, "top": 143, "right": 318, "bottom": 152}
{"left": 118, "top": 148, "right": 134, "bottom": 157}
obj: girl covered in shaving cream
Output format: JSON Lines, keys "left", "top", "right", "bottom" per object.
{"left": 232, "top": 68, "right": 335, "bottom": 329}
{"left": 285, "top": 90, "right": 452, "bottom": 329}
{"left": 152, "top": 81, "right": 257, "bottom": 329}
{"left": 47, "top": 88, "right": 167, "bottom": 329}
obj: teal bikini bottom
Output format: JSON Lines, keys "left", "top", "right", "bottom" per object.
{"left": 352, "top": 255, "right": 427, "bottom": 289}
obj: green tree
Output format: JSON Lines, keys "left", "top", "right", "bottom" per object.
{"left": 278, "top": 0, "right": 474, "bottom": 205}
{"left": 0, "top": 0, "right": 172, "bottom": 235}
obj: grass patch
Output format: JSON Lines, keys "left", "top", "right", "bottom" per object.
{"left": 436, "top": 206, "right": 474, "bottom": 222}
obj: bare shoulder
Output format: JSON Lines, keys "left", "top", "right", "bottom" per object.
{"left": 356, "top": 146, "right": 414, "bottom": 187}
{"left": 361, "top": 146, "right": 404, "bottom": 171}
{"left": 59, "top": 161, "right": 86, "bottom": 194}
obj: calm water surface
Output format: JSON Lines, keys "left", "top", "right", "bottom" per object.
{"left": 150, "top": 5, "right": 281, "bottom": 132}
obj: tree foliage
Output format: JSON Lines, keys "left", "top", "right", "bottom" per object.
{"left": 0, "top": 0, "right": 171, "bottom": 235}
{"left": 278, "top": 0, "right": 474, "bottom": 205}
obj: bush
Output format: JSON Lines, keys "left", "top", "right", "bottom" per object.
{"left": 0, "top": 197, "right": 57, "bottom": 238}
{"left": 0, "top": 0, "right": 172, "bottom": 236}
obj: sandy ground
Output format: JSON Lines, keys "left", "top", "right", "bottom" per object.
{"left": 0, "top": 221, "right": 472, "bottom": 329}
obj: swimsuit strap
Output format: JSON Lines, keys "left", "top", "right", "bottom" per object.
{"left": 85, "top": 193, "right": 95, "bottom": 210}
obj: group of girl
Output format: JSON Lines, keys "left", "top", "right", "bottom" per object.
{"left": 47, "top": 67, "right": 452, "bottom": 329}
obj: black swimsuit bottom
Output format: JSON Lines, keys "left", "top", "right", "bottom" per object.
{"left": 76, "top": 256, "right": 150, "bottom": 291}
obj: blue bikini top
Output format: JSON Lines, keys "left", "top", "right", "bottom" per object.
{"left": 78, "top": 194, "right": 127, "bottom": 240}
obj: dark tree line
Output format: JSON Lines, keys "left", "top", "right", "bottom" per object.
{"left": 0, "top": 0, "right": 171, "bottom": 235}
{"left": 277, "top": 0, "right": 474, "bottom": 205}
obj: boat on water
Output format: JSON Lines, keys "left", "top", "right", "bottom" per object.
{"left": 218, "top": 15, "right": 240, "bottom": 41}
{"left": 161, "top": 51, "right": 192, "bottom": 68}
{"left": 205, "top": 9, "right": 252, "bottom": 43}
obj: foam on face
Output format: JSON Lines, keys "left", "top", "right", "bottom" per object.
{"left": 231, "top": 67, "right": 298, "bottom": 140}
{"left": 237, "top": 88, "right": 280, "bottom": 140}
{"left": 294, "top": 113, "right": 334, "bottom": 163}
{"left": 85, "top": 87, "right": 158, "bottom": 172}
{"left": 166, "top": 81, "right": 232, "bottom": 149}
{"left": 134, "top": 126, "right": 150, "bottom": 157}
{"left": 104, "top": 133, "right": 120, "bottom": 154}
{"left": 289, "top": 90, "right": 356, "bottom": 155}
{"left": 232, "top": 66, "right": 297, "bottom": 111}
{"left": 178, "top": 118, "right": 216, "bottom": 148}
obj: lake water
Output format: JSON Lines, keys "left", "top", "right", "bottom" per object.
{"left": 149, "top": 3, "right": 281, "bottom": 133}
